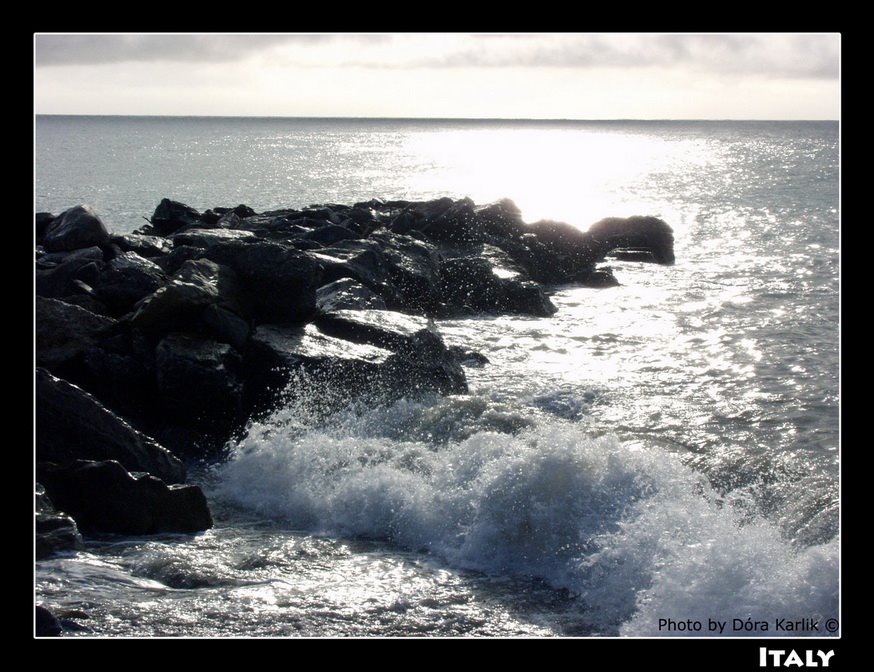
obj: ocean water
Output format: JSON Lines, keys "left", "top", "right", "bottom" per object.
{"left": 34, "top": 117, "right": 839, "bottom": 637}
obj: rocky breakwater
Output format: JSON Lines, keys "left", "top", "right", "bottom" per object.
{"left": 34, "top": 196, "right": 674, "bottom": 629}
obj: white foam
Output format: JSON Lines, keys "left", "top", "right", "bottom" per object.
{"left": 215, "top": 397, "right": 838, "bottom": 635}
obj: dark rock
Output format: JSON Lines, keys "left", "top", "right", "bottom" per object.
{"left": 474, "top": 198, "right": 527, "bottom": 239}
{"left": 303, "top": 224, "right": 360, "bottom": 246}
{"left": 579, "top": 268, "right": 620, "bottom": 287}
{"left": 42, "top": 205, "right": 110, "bottom": 252}
{"left": 36, "top": 212, "right": 55, "bottom": 242}
{"left": 37, "top": 460, "right": 212, "bottom": 535}
{"left": 587, "top": 215, "right": 675, "bottom": 265}
{"left": 111, "top": 233, "right": 174, "bottom": 258}
{"left": 36, "top": 605, "right": 62, "bottom": 637}
{"left": 447, "top": 346, "right": 490, "bottom": 367}
{"left": 73, "top": 345, "right": 158, "bottom": 424}
{"left": 170, "top": 227, "right": 256, "bottom": 247}
{"left": 35, "top": 368, "right": 185, "bottom": 484}
{"left": 245, "top": 323, "right": 394, "bottom": 412}
{"left": 367, "top": 231, "right": 443, "bottom": 314}
{"left": 36, "top": 296, "right": 116, "bottom": 369}
{"left": 216, "top": 210, "right": 243, "bottom": 228}
{"left": 204, "top": 240, "right": 323, "bottom": 324}
{"left": 92, "top": 252, "right": 168, "bottom": 315}
{"left": 150, "top": 198, "right": 202, "bottom": 236}
{"left": 55, "top": 294, "right": 113, "bottom": 317}
{"left": 152, "top": 245, "right": 206, "bottom": 275}
{"left": 233, "top": 204, "right": 256, "bottom": 218}
{"left": 35, "top": 247, "right": 106, "bottom": 299}
{"left": 307, "top": 241, "right": 397, "bottom": 301}
{"left": 155, "top": 333, "right": 244, "bottom": 435}
{"left": 607, "top": 248, "right": 660, "bottom": 263}
{"left": 131, "top": 259, "right": 250, "bottom": 343}
{"left": 316, "top": 278, "right": 388, "bottom": 312}
{"left": 313, "top": 309, "right": 467, "bottom": 395}
{"left": 289, "top": 238, "right": 325, "bottom": 250}
{"left": 36, "top": 483, "right": 85, "bottom": 560}
{"left": 439, "top": 257, "right": 556, "bottom": 316}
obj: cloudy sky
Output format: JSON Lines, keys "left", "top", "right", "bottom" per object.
{"left": 33, "top": 33, "right": 840, "bottom": 119}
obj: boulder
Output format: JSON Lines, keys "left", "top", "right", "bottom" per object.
{"left": 35, "top": 368, "right": 186, "bottom": 484}
{"left": 111, "top": 233, "right": 174, "bottom": 258}
{"left": 150, "top": 199, "right": 202, "bottom": 236}
{"left": 245, "top": 323, "right": 394, "bottom": 412}
{"left": 152, "top": 245, "right": 206, "bottom": 275}
{"left": 36, "top": 606, "right": 62, "bottom": 637}
{"left": 36, "top": 297, "right": 116, "bottom": 369}
{"left": 92, "top": 252, "right": 168, "bottom": 315}
{"left": 367, "top": 231, "right": 443, "bottom": 314}
{"left": 36, "top": 483, "right": 84, "bottom": 560}
{"left": 131, "top": 259, "right": 250, "bottom": 345}
{"left": 37, "top": 460, "right": 212, "bottom": 535}
{"left": 155, "top": 333, "right": 244, "bottom": 435}
{"left": 42, "top": 205, "right": 110, "bottom": 252}
{"left": 316, "top": 278, "right": 388, "bottom": 312}
{"left": 439, "top": 257, "right": 556, "bottom": 316}
{"left": 586, "top": 215, "right": 675, "bottom": 265}
{"left": 313, "top": 309, "right": 467, "bottom": 395}
{"left": 307, "top": 241, "right": 398, "bottom": 303}
{"left": 170, "top": 228, "right": 256, "bottom": 248}
{"left": 35, "top": 247, "right": 105, "bottom": 299}
{"left": 303, "top": 224, "right": 360, "bottom": 246}
{"left": 35, "top": 212, "right": 56, "bottom": 242}
{"left": 204, "top": 240, "right": 323, "bottom": 324}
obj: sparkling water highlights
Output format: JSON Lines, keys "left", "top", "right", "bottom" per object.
{"left": 35, "top": 118, "right": 838, "bottom": 637}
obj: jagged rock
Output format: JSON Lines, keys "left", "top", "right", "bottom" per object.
{"left": 36, "top": 212, "right": 56, "bottom": 242}
{"left": 587, "top": 215, "right": 675, "bottom": 264}
{"left": 367, "top": 230, "right": 443, "bottom": 314}
{"left": 36, "top": 483, "right": 84, "bottom": 560}
{"left": 131, "top": 259, "right": 250, "bottom": 345}
{"left": 150, "top": 199, "right": 203, "bottom": 236}
{"left": 316, "top": 278, "right": 388, "bottom": 312}
{"left": 307, "top": 240, "right": 397, "bottom": 302}
{"left": 35, "top": 247, "right": 106, "bottom": 299}
{"left": 152, "top": 245, "right": 206, "bottom": 275}
{"left": 170, "top": 228, "right": 256, "bottom": 247}
{"left": 92, "top": 252, "right": 168, "bottom": 315}
{"left": 313, "top": 309, "right": 467, "bottom": 395}
{"left": 42, "top": 205, "right": 110, "bottom": 252}
{"left": 303, "top": 224, "right": 360, "bottom": 246}
{"left": 155, "top": 333, "right": 244, "bottom": 435}
{"left": 36, "top": 606, "right": 62, "bottom": 637}
{"left": 37, "top": 460, "right": 212, "bottom": 535}
{"left": 111, "top": 233, "right": 174, "bottom": 258}
{"left": 439, "top": 257, "right": 556, "bottom": 316}
{"left": 35, "top": 368, "right": 185, "bottom": 484}
{"left": 204, "top": 240, "right": 322, "bottom": 324}
{"left": 36, "top": 297, "right": 117, "bottom": 369}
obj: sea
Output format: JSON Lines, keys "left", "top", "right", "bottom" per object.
{"left": 34, "top": 116, "right": 840, "bottom": 638}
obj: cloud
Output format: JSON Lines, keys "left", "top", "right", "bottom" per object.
{"left": 35, "top": 33, "right": 839, "bottom": 81}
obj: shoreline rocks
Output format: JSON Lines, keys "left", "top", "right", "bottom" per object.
{"left": 34, "top": 195, "right": 675, "bottom": 596}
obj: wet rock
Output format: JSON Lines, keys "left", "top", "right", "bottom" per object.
{"left": 36, "top": 212, "right": 56, "bottom": 242}
{"left": 316, "top": 278, "right": 388, "bottom": 312}
{"left": 587, "top": 215, "right": 675, "bottom": 265}
{"left": 150, "top": 198, "right": 202, "bottom": 236}
{"left": 245, "top": 323, "right": 393, "bottom": 412}
{"left": 42, "top": 205, "right": 110, "bottom": 252}
{"left": 447, "top": 346, "right": 490, "bottom": 367}
{"left": 579, "top": 268, "right": 620, "bottom": 287}
{"left": 36, "top": 483, "right": 85, "bottom": 560}
{"left": 37, "top": 460, "right": 213, "bottom": 535}
{"left": 204, "top": 240, "right": 322, "bottom": 324}
{"left": 92, "top": 252, "right": 168, "bottom": 315}
{"left": 368, "top": 230, "right": 443, "bottom": 314}
{"left": 36, "top": 296, "right": 117, "bottom": 369}
{"left": 131, "top": 259, "right": 250, "bottom": 344}
{"left": 170, "top": 227, "right": 256, "bottom": 247}
{"left": 111, "top": 233, "right": 174, "bottom": 258}
{"left": 36, "top": 605, "right": 62, "bottom": 637}
{"left": 152, "top": 245, "right": 206, "bottom": 275}
{"left": 313, "top": 309, "right": 467, "bottom": 395}
{"left": 439, "top": 257, "right": 555, "bottom": 316}
{"left": 303, "top": 224, "right": 360, "bottom": 246}
{"left": 36, "top": 368, "right": 186, "bottom": 484}
{"left": 35, "top": 246, "right": 106, "bottom": 299}
{"left": 155, "top": 333, "right": 244, "bottom": 435}
{"left": 307, "top": 240, "right": 398, "bottom": 303}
